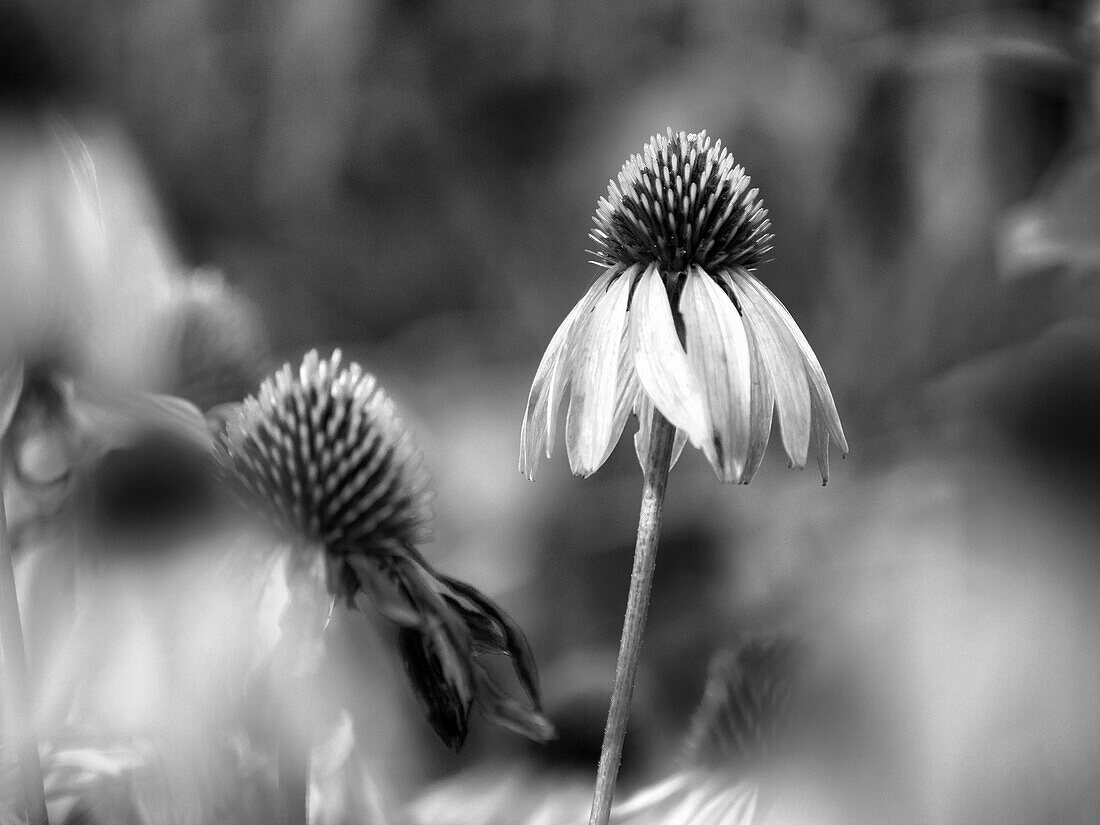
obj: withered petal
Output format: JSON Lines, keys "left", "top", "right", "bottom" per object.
{"left": 397, "top": 625, "right": 475, "bottom": 752}
{"left": 345, "top": 555, "right": 422, "bottom": 626}
{"left": 436, "top": 572, "right": 543, "bottom": 708}
{"left": 473, "top": 667, "right": 556, "bottom": 743}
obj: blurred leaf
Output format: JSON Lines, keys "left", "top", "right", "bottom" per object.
{"left": 999, "top": 143, "right": 1100, "bottom": 278}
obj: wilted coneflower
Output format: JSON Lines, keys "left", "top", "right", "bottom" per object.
{"left": 519, "top": 131, "right": 846, "bottom": 825}
{"left": 218, "top": 350, "right": 552, "bottom": 824}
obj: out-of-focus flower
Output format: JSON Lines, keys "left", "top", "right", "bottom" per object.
{"left": 0, "top": 115, "right": 178, "bottom": 388}
{"left": 406, "top": 766, "right": 592, "bottom": 825}
{"left": 679, "top": 639, "right": 801, "bottom": 773}
{"left": 152, "top": 271, "right": 270, "bottom": 412}
{"left": 0, "top": 732, "right": 285, "bottom": 825}
{"left": 405, "top": 767, "right": 760, "bottom": 825}
{"left": 521, "top": 130, "right": 847, "bottom": 483}
{"left": 217, "top": 350, "right": 553, "bottom": 750}
{"left": 610, "top": 772, "right": 759, "bottom": 825}
{"left": 0, "top": 112, "right": 216, "bottom": 539}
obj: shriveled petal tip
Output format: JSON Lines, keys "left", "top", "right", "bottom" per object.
{"left": 520, "top": 268, "right": 619, "bottom": 479}
{"left": 724, "top": 269, "right": 810, "bottom": 468}
{"left": 397, "top": 626, "right": 474, "bottom": 751}
{"left": 566, "top": 268, "right": 635, "bottom": 477}
{"left": 629, "top": 264, "right": 709, "bottom": 448}
{"left": 474, "top": 669, "right": 556, "bottom": 743}
{"left": 812, "top": 410, "right": 831, "bottom": 485}
{"left": 681, "top": 268, "right": 751, "bottom": 482}
{"left": 733, "top": 269, "right": 848, "bottom": 455}
{"left": 435, "top": 572, "right": 543, "bottom": 708}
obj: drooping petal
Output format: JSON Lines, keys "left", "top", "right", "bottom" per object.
{"left": 680, "top": 267, "right": 751, "bottom": 482}
{"left": 731, "top": 269, "right": 848, "bottom": 455}
{"left": 629, "top": 264, "right": 709, "bottom": 449}
{"left": 812, "top": 407, "right": 831, "bottom": 485}
{"left": 397, "top": 625, "right": 474, "bottom": 751}
{"left": 737, "top": 308, "right": 775, "bottom": 484}
{"left": 519, "top": 267, "right": 618, "bottom": 479}
{"left": 473, "top": 668, "right": 556, "bottom": 742}
{"left": 599, "top": 328, "right": 642, "bottom": 468}
{"left": 565, "top": 267, "right": 635, "bottom": 476}
{"left": 386, "top": 559, "right": 479, "bottom": 751}
{"left": 632, "top": 392, "right": 688, "bottom": 472}
{"left": 435, "top": 571, "right": 543, "bottom": 708}
{"left": 722, "top": 269, "right": 810, "bottom": 468}
{"left": 344, "top": 555, "right": 422, "bottom": 624}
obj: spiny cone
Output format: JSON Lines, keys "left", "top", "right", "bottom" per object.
{"left": 590, "top": 129, "right": 773, "bottom": 273}
{"left": 218, "top": 349, "right": 431, "bottom": 560}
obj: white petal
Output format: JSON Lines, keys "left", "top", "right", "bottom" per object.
{"left": 738, "top": 309, "right": 775, "bottom": 484}
{"left": 723, "top": 269, "right": 810, "bottom": 467}
{"left": 629, "top": 264, "right": 709, "bottom": 448}
{"left": 681, "top": 267, "right": 751, "bottom": 482}
{"left": 565, "top": 268, "right": 635, "bottom": 476}
{"left": 733, "top": 269, "right": 848, "bottom": 454}
{"left": 519, "top": 267, "right": 617, "bottom": 478}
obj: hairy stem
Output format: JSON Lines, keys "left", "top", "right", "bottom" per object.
{"left": 588, "top": 412, "right": 676, "bottom": 825}
{"left": 0, "top": 477, "right": 49, "bottom": 825}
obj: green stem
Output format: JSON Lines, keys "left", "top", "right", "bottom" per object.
{"left": 588, "top": 412, "right": 676, "bottom": 825}
{"left": 0, "top": 474, "right": 49, "bottom": 825}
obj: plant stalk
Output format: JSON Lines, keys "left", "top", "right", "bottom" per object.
{"left": 277, "top": 549, "right": 331, "bottom": 825}
{"left": 0, "top": 474, "right": 49, "bottom": 825}
{"left": 588, "top": 411, "right": 676, "bottom": 825}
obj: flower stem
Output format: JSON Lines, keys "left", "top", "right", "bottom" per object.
{"left": 278, "top": 726, "right": 310, "bottom": 825}
{"left": 588, "top": 411, "right": 676, "bottom": 825}
{"left": 277, "top": 549, "right": 331, "bottom": 825}
{"left": 0, "top": 475, "right": 49, "bottom": 825}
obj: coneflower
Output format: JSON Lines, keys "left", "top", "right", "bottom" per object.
{"left": 522, "top": 129, "right": 846, "bottom": 484}
{"left": 519, "top": 131, "right": 846, "bottom": 825}
{"left": 219, "top": 350, "right": 552, "bottom": 824}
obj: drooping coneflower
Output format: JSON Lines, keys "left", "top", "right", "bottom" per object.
{"left": 521, "top": 129, "right": 847, "bottom": 484}
{"left": 519, "top": 131, "right": 846, "bottom": 825}
{"left": 217, "top": 350, "right": 552, "bottom": 750}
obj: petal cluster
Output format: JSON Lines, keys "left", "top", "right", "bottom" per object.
{"left": 521, "top": 131, "right": 847, "bottom": 483}
{"left": 219, "top": 350, "right": 552, "bottom": 749}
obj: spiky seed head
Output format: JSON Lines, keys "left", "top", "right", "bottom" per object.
{"left": 218, "top": 350, "right": 431, "bottom": 556}
{"left": 590, "top": 129, "right": 773, "bottom": 274}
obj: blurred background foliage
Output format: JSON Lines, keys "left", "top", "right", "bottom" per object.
{"left": 5, "top": 0, "right": 1100, "bottom": 823}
